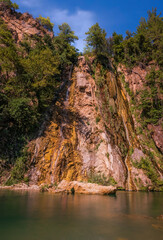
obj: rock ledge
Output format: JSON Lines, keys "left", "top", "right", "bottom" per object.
{"left": 0, "top": 181, "right": 116, "bottom": 195}
{"left": 52, "top": 180, "right": 116, "bottom": 195}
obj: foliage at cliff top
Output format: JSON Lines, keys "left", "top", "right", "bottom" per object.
{"left": 85, "top": 8, "right": 163, "bottom": 69}
{"left": 113, "top": 8, "right": 163, "bottom": 68}
{"left": 85, "top": 9, "right": 163, "bottom": 126}
{"left": 54, "top": 23, "right": 78, "bottom": 69}
{"left": 58, "top": 23, "right": 78, "bottom": 43}
{"left": 85, "top": 23, "right": 109, "bottom": 66}
{"left": 36, "top": 15, "right": 54, "bottom": 32}
{"left": 0, "top": 0, "right": 19, "bottom": 10}
{"left": 85, "top": 23, "right": 107, "bottom": 55}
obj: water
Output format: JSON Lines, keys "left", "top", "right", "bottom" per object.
{"left": 0, "top": 190, "right": 162, "bottom": 240}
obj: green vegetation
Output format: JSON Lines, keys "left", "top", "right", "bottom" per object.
{"left": 37, "top": 16, "right": 54, "bottom": 32}
{"left": 128, "top": 147, "right": 134, "bottom": 156}
{"left": 85, "top": 8, "right": 163, "bottom": 74}
{"left": 40, "top": 184, "right": 49, "bottom": 192}
{"left": 71, "top": 187, "right": 75, "bottom": 195}
{"left": 0, "top": 14, "right": 78, "bottom": 170}
{"left": 53, "top": 23, "right": 78, "bottom": 70}
{"left": 85, "top": 23, "right": 108, "bottom": 65}
{"left": 106, "top": 152, "right": 110, "bottom": 159}
{"left": 107, "top": 8, "right": 163, "bottom": 68}
{"left": 5, "top": 148, "right": 28, "bottom": 185}
{"left": 95, "top": 140, "right": 103, "bottom": 151}
{"left": 88, "top": 172, "right": 117, "bottom": 186}
{"left": 96, "top": 115, "right": 101, "bottom": 124}
{"left": 40, "top": 183, "right": 58, "bottom": 192}
{"left": 132, "top": 157, "right": 163, "bottom": 190}
{"left": 84, "top": 9, "right": 162, "bottom": 191}
{"left": 108, "top": 10, "right": 163, "bottom": 126}
{"left": 0, "top": 3, "right": 162, "bottom": 190}
{"left": 85, "top": 23, "right": 107, "bottom": 55}
{"left": 95, "top": 106, "right": 98, "bottom": 111}
{"left": 0, "top": 0, "right": 19, "bottom": 10}
{"left": 139, "top": 69, "right": 162, "bottom": 125}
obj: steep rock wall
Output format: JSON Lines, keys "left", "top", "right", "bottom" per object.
{"left": 28, "top": 57, "right": 163, "bottom": 190}
{"left": 0, "top": 3, "right": 53, "bottom": 43}
{"left": 118, "top": 64, "right": 163, "bottom": 154}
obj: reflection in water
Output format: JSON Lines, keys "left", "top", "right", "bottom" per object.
{"left": 0, "top": 191, "right": 162, "bottom": 240}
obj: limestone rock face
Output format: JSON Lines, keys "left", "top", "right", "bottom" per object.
{"left": 0, "top": 3, "right": 53, "bottom": 43}
{"left": 28, "top": 56, "right": 162, "bottom": 191}
{"left": 74, "top": 57, "right": 126, "bottom": 187}
{"left": 118, "top": 64, "right": 147, "bottom": 94}
{"left": 118, "top": 64, "right": 163, "bottom": 154}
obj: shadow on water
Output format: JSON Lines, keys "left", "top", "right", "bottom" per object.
{"left": 0, "top": 190, "right": 163, "bottom": 240}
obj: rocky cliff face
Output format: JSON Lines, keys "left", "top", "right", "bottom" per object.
{"left": 0, "top": 3, "right": 53, "bottom": 43}
{"left": 118, "top": 64, "right": 163, "bottom": 154}
{"left": 28, "top": 56, "right": 163, "bottom": 190}
{"left": 0, "top": 4, "right": 162, "bottom": 190}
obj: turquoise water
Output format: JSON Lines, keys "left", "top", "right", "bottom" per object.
{"left": 0, "top": 190, "right": 163, "bottom": 240}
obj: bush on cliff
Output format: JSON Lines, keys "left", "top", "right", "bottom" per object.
{"left": 36, "top": 15, "right": 54, "bottom": 32}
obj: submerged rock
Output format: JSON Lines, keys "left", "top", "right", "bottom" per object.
{"left": 53, "top": 180, "right": 116, "bottom": 195}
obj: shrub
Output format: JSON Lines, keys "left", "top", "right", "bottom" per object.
{"left": 40, "top": 184, "right": 49, "bottom": 192}
{"left": 95, "top": 106, "right": 98, "bottom": 111}
{"left": 88, "top": 172, "right": 117, "bottom": 186}
{"left": 106, "top": 152, "right": 110, "bottom": 159}
{"left": 134, "top": 157, "right": 161, "bottom": 186}
{"left": 5, "top": 156, "right": 27, "bottom": 185}
{"left": 96, "top": 115, "right": 101, "bottom": 124}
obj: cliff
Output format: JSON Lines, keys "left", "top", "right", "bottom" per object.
{"left": 0, "top": 3, "right": 53, "bottom": 43}
{"left": 27, "top": 56, "right": 163, "bottom": 191}
{"left": 0, "top": 4, "right": 162, "bottom": 191}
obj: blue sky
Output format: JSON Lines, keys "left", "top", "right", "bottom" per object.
{"left": 16, "top": 0, "right": 163, "bottom": 51}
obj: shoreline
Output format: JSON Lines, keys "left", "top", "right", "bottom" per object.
{"left": 0, "top": 180, "right": 117, "bottom": 195}
{"left": 1, "top": 180, "right": 162, "bottom": 193}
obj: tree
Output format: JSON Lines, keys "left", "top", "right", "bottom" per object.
{"left": 58, "top": 23, "right": 78, "bottom": 43}
{"left": 125, "top": 30, "right": 133, "bottom": 40}
{"left": 37, "top": 15, "right": 54, "bottom": 32}
{"left": 110, "top": 32, "right": 124, "bottom": 64}
{"left": 21, "top": 46, "right": 60, "bottom": 110}
{"left": 8, "top": 97, "right": 38, "bottom": 131}
{"left": 0, "top": 14, "right": 79, "bottom": 164}
{"left": 54, "top": 23, "right": 78, "bottom": 70}
{"left": 85, "top": 23, "right": 107, "bottom": 55}
{"left": 0, "top": 18, "right": 19, "bottom": 76}
{"left": 106, "top": 8, "right": 163, "bottom": 68}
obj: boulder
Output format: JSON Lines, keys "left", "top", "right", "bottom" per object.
{"left": 54, "top": 180, "right": 116, "bottom": 195}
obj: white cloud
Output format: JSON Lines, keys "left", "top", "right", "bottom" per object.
{"left": 50, "top": 9, "right": 95, "bottom": 52}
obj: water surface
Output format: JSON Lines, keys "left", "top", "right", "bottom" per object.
{"left": 0, "top": 190, "right": 162, "bottom": 240}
